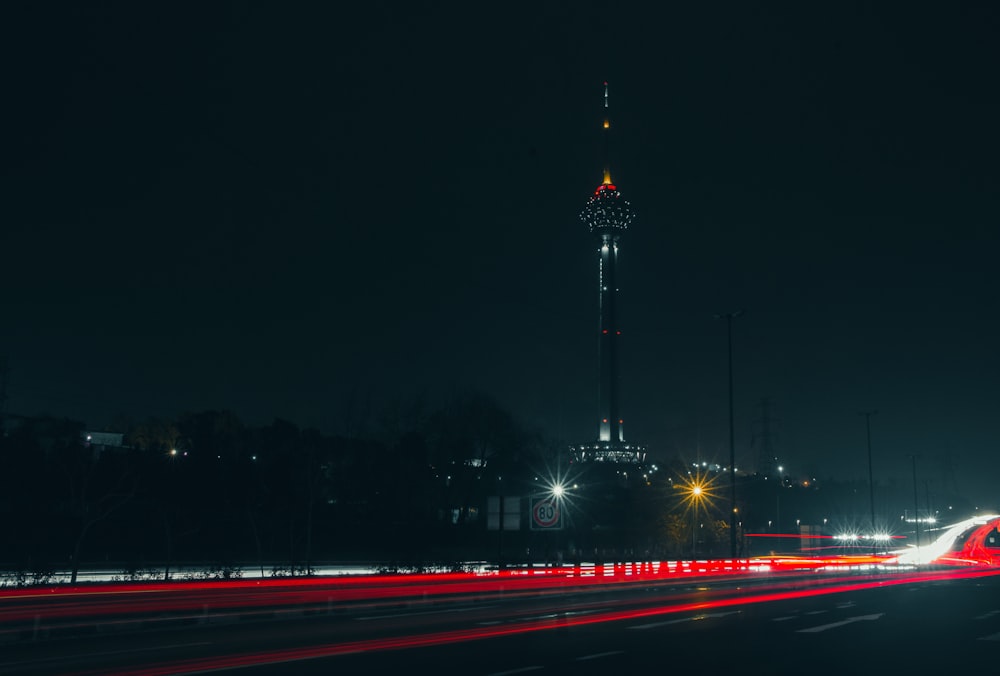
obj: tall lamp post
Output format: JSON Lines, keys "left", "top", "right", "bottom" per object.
{"left": 714, "top": 310, "right": 743, "bottom": 559}
{"left": 908, "top": 454, "right": 921, "bottom": 558}
{"left": 691, "top": 484, "right": 702, "bottom": 558}
{"left": 681, "top": 478, "right": 709, "bottom": 559}
{"left": 860, "top": 410, "right": 877, "bottom": 550}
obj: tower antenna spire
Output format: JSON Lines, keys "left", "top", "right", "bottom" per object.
{"left": 602, "top": 81, "right": 612, "bottom": 185}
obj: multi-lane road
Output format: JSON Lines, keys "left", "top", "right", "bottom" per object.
{"left": 4, "top": 563, "right": 1000, "bottom": 675}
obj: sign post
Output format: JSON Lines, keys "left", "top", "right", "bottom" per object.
{"left": 487, "top": 496, "right": 521, "bottom": 570}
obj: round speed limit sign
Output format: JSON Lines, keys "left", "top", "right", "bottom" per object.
{"left": 532, "top": 499, "right": 560, "bottom": 528}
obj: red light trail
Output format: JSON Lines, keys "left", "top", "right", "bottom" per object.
{"left": 59, "top": 565, "right": 1000, "bottom": 676}
{"left": 6, "top": 520, "right": 1000, "bottom": 675}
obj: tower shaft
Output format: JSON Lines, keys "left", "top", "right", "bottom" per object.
{"left": 598, "top": 234, "right": 623, "bottom": 442}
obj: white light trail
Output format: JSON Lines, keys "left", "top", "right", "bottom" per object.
{"left": 890, "top": 514, "right": 1000, "bottom": 565}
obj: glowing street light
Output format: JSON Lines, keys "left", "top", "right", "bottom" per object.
{"left": 677, "top": 470, "right": 719, "bottom": 559}
{"left": 689, "top": 483, "right": 705, "bottom": 557}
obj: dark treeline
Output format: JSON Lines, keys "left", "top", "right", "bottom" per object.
{"left": 0, "top": 390, "right": 979, "bottom": 583}
{"left": 0, "top": 390, "right": 562, "bottom": 581}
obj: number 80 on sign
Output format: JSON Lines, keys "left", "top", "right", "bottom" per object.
{"left": 530, "top": 497, "right": 562, "bottom": 530}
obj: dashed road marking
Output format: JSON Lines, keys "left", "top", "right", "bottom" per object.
{"left": 629, "top": 611, "right": 740, "bottom": 630}
{"left": 357, "top": 606, "right": 496, "bottom": 620}
{"left": 0, "top": 642, "right": 213, "bottom": 671}
{"left": 797, "top": 613, "right": 884, "bottom": 633}
{"left": 576, "top": 651, "right": 625, "bottom": 661}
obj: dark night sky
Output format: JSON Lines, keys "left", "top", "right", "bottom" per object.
{"left": 4, "top": 3, "right": 999, "bottom": 499}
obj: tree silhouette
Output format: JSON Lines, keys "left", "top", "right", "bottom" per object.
{"left": 54, "top": 435, "right": 136, "bottom": 583}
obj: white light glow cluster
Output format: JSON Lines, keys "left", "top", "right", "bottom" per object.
{"left": 569, "top": 442, "right": 647, "bottom": 464}
{"left": 580, "top": 186, "right": 634, "bottom": 232}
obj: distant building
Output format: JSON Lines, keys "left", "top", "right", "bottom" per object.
{"left": 81, "top": 430, "right": 126, "bottom": 456}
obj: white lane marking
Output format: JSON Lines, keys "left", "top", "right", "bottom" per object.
{"left": 76, "top": 641, "right": 213, "bottom": 658}
{"left": 517, "top": 609, "right": 596, "bottom": 622}
{"left": 486, "top": 667, "right": 543, "bottom": 675}
{"left": 0, "top": 642, "right": 213, "bottom": 669}
{"left": 477, "top": 609, "right": 596, "bottom": 627}
{"left": 976, "top": 610, "right": 1000, "bottom": 620}
{"left": 773, "top": 616, "right": 797, "bottom": 622}
{"left": 804, "top": 610, "right": 827, "bottom": 615}
{"left": 576, "top": 651, "right": 625, "bottom": 661}
{"left": 797, "top": 613, "right": 884, "bottom": 633}
{"left": 978, "top": 632, "right": 1000, "bottom": 641}
{"left": 835, "top": 602, "right": 855, "bottom": 609}
{"left": 478, "top": 609, "right": 596, "bottom": 626}
{"left": 629, "top": 611, "right": 740, "bottom": 630}
{"left": 357, "top": 605, "right": 496, "bottom": 620}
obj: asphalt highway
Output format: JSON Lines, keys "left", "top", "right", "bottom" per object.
{"left": 3, "top": 564, "right": 999, "bottom": 675}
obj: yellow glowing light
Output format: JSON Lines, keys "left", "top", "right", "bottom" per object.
{"left": 603, "top": 119, "right": 610, "bottom": 129}
{"left": 676, "top": 468, "right": 722, "bottom": 514}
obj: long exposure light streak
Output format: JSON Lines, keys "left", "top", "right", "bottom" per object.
{"left": 890, "top": 514, "right": 999, "bottom": 565}
{"left": 87, "top": 566, "right": 1000, "bottom": 676}
{"left": 6, "top": 517, "right": 1000, "bottom": 674}
{"left": 1, "top": 539, "right": 990, "bottom": 632}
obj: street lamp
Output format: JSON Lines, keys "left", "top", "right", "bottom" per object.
{"left": 908, "top": 454, "right": 921, "bottom": 558}
{"left": 860, "top": 410, "right": 877, "bottom": 551}
{"left": 714, "top": 309, "right": 743, "bottom": 559}
{"left": 678, "top": 470, "right": 717, "bottom": 559}
{"left": 690, "top": 483, "right": 704, "bottom": 557}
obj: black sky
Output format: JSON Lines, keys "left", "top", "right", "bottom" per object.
{"left": 4, "top": 3, "right": 999, "bottom": 499}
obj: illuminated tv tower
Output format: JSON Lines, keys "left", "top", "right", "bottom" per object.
{"left": 573, "top": 82, "right": 645, "bottom": 465}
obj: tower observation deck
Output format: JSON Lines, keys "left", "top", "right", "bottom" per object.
{"left": 572, "top": 82, "right": 646, "bottom": 465}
